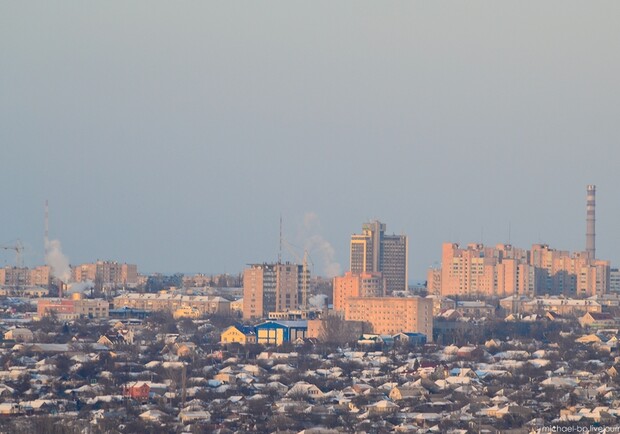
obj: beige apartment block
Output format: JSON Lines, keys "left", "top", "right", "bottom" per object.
{"left": 114, "top": 293, "right": 230, "bottom": 316}
{"left": 333, "top": 271, "right": 386, "bottom": 313}
{"left": 38, "top": 296, "right": 109, "bottom": 320}
{"left": 343, "top": 296, "right": 432, "bottom": 339}
{"left": 73, "top": 261, "right": 138, "bottom": 287}
{"left": 437, "top": 242, "right": 609, "bottom": 298}
{"left": 242, "top": 263, "right": 308, "bottom": 320}
{"left": 0, "top": 266, "right": 51, "bottom": 288}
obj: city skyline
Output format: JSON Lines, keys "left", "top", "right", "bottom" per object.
{"left": 2, "top": 3, "right": 620, "bottom": 280}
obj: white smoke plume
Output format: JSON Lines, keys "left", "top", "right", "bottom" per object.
{"left": 68, "top": 280, "right": 94, "bottom": 294}
{"left": 308, "top": 294, "right": 328, "bottom": 309}
{"left": 299, "top": 212, "right": 342, "bottom": 278}
{"left": 45, "top": 239, "right": 71, "bottom": 283}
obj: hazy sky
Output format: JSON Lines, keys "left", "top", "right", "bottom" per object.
{"left": 2, "top": 2, "right": 620, "bottom": 280}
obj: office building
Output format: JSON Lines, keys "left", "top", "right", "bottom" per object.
{"left": 350, "top": 220, "right": 408, "bottom": 292}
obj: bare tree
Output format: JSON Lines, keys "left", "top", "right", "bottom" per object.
{"left": 319, "top": 316, "right": 361, "bottom": 345}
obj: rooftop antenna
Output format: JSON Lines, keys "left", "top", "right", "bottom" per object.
{"left": 44, "top": 200, "right": 49, "bottom": 259}
{"left": 278, "top": 214, "right": 282, "bottom": 264}
{"left": 508, "top": 222, "right": 511, "bottom": 244}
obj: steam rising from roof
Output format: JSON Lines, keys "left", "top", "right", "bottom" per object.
{"left": 44, "top": 239, "right": 71, "bottom": 283}
{"left": 300, "top": 212, "right": 342, "bottom": 278}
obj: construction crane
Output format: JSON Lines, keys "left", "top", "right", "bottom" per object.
{"left": 0, "top": 241, "right": 24, "bottom": 267}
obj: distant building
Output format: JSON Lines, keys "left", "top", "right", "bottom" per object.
{"left": 393, "top": 332, "right": 427, "bottom": 346}
{"left": 3, "top": 328, "right": 34, "bottom": 342}
{"left": 0, "top": 285, "right": 48, "bottom": 297}
{"left": 255, "top": 320, "right": 308, "bottom": 345}
{"left": 436, "top": 242, "right": 609, "bottom": 298}
{"left": 37, "top": 296, "right": 109, "bottom": 320}
{"left": 220, "top": 325, "right": 257, "bottom": 345}
{"left": 425, "top": 295, "right": 456, "bottom": 317}
{"left": 73, "top": 261, "right": 138, "bottom": 287}
{"left": 579, "top": 312, "right": 617, "bottom": 328}
{"left": 426, "top": 267, "right": 442, "bottom": 295}
{"left": 610, "top": 268, "right": 620, "bottom": 293}
{"left": 113, "top": 293, "right": 230, "bottom": 316}
{"left": 242, "top": 262, "right": 309, "bottom": 320}
{"left": 516, "top": 297, "right": 602, "bottom": 316}
{"left": 342, "top": 296, "right": 432, "bottom": 339}
{"left": 0, "top": 266, "right": 51, "bottom": 288}
{"left": 173, "top": 306, "right": 201, "bottom": 319}
{"left": 333, "top": 271, "right": 386, "bottom": 312}
{"left": 350, "top": 221, "right": 408, "bottom": 293}
{"left": 455, "top": 301, "right": 495, "bottom": 318}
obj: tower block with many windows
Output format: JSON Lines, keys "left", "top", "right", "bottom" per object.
{"left": 243, "top": 262, "right": 308, "bottom": 320}
{"left": 350, "top": 220, "right": 408, "bottom": 293}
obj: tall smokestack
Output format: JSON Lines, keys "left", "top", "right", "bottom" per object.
{"left": 586, "top": 185, "right": 596, "bottom": 259}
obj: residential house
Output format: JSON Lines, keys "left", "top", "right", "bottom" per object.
{"left": 220, "top": 325, "right": 257, "bottom": 345}
{"left": 579, "top": 312, "right": 617, "bottom": 328}
{"left": 3, "top": 327, "right": 34, "bottom": 342}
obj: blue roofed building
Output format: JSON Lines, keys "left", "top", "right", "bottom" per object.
{"left": 393, "top": 332, "right": 428, "bottom": 346}
{"left": 255, "top": 320, "right": 308, "bottom": 345}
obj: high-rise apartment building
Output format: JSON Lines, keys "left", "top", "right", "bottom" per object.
{"left": 610, "top": 268, "right": 620, "bottom": 293}
{"left": 333, "top": 271, "right": 386, "bottom": 312}
{"left": 0, "top": 266, "right": 51, "bottom": 288}
{"left": 73, "top": 261, "right": 138, "bottom": 287}
{"left": 350, "top": 221, "right": 408, "bottom": 293}
{"left": 436, "top": 242, "right": 609, "bottom": 298}
{"left": 243, "top": 262, "right": 309, "bottom": 320}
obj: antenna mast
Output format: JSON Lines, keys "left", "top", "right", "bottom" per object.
{"left": 302, "top": 251, "right": 309, "bottom": 311}
{"left": 44, "top": 200, "right": 49, "bottom": 258}
{"left": 278, "top": 214, "right": 282, "bottom": 264}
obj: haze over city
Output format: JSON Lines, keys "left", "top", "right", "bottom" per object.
{"left": 2, "top": 2, "right": 620, "bottom": 280}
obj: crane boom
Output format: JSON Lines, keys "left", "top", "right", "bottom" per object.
{"left": 0, "top": 241, "right": 24, "bottom": 267}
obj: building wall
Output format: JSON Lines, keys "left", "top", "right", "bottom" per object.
{"left": 38, "top": 298, "right": 108, "bottom": 319}
{"left": 426, "top": 268, "right": 441, "bottom": 295}
{"left": 243, "top": 266, "right": 265, "bottom": 320}
{"left": 114, "top": 293, "right": 230, "bottom": 316}
{"left": 610, "top": 268, "right": 620, "bottom": 293}
{"left": 73, "top": 261, "right": 138, "bottom": 286}
{"left": 438, "top": 242, "right": 609, "bottom": 298}
{"left": 343, "top": 296, "right": 432, "bottom": 339}
{"left": 275, "top": 264, "right": 300, "bottom": 313}
{"left": 350, "top": 221, "right": 408, "bottom": 293}
{"left": 381, "top": 234, "right": 408, "bottom": 292}
{"left": 333, "top": 271, "right": 385, "bottom": 313}
{"left": 242, "top": 263, "right": 305, "bottom": 320}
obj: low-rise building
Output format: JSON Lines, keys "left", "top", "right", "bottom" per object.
{"left": 220, "top": 325, "right": 257, "bottom": 345}
{"left": 3, "top": 328, "right": 34, "bottom": 342}
{"left": 456, "top": 301, "right": 495, "bottom": 318}
{"left": 37, "top": 297, "right": 109, "bottom": 320}
{"left": 255, "top": 320, "right": 307, "bottom": 345}
{"left": 113, "top": 293, "right": 230, "bottom": 316}
{"left": 579, "top": 312, "right": 617, "bottom": 329}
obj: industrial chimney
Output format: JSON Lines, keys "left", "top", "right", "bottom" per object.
{"left": 586, "top": 185, "right": 596, "bottom": 259}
